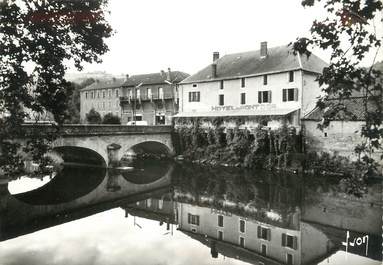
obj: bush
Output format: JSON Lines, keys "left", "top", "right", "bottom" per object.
{"left": 85, "top": 108, "right": 101, "bottom": 124}
{"left": 102, "top": 113, "right": 121, "bottom": 124}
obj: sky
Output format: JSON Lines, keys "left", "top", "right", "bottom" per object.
{"left": 67, "top": 0, "right": 383, "bottom": 77}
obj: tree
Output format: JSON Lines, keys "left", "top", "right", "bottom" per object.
{"left": 292, "top": 0, "right": 383, "bottom": 168}
{"left": 0, "top": 0, "right": 112, "bottom": 175}
{"left": 102, "top": 113, "right": 121, "bottom": 124}
{"left": 64, "top": 78, "right": 95, "bottom": 124}
{"left": 86, "top": 108, "right": 102, "bottom": 124}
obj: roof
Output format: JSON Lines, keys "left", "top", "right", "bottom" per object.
{"left": 81, "top": 78, "right": 125, "bottom": 91}
{"left": 123, "top": 71, "right": 190, "bottom": 87}
{"left": 181, "top": 44, "right": 328, "bottom": 84}
{"left": 174, "top": 107, "right": 300, "bottom": 118}
{"left": 303, "top": 97, "right": 380, "bottom": 121}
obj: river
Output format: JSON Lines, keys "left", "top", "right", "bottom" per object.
{"left": 0, "top": 159, "right": 381, "bottom": 265}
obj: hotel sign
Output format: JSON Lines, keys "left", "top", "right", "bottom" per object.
{"left": 211, "top": 104, "right": 277, "bottom": 111}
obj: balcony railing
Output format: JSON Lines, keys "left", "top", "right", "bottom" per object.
{"left": 120, "top": 93, "right": 176, "bottom": 103}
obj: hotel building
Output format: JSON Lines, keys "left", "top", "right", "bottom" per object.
{"left": 176, "top": 42, "right": 327, "bottom": 130}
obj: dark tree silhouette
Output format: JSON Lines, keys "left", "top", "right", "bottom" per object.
{"left": 86, "top": 108, "right": 102, "bottom": 124}
{"left": 0, "top": 0, "right": 112, "bottom": 175}
{"left": 102, "top": 113, "right": 121, "bottom": 124}
{"left": 292, "top": 0, "right": 383, "bottom": 168}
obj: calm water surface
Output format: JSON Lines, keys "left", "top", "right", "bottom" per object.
{"left": 0, "top": 160, "right": 381, "bottom": 265}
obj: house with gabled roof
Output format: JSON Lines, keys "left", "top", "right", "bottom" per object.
{"left": 176, "top": 42, "right": 327, "bottom": 130}
{"left": 119, "top": 69, "right": 189, "bottom": 125}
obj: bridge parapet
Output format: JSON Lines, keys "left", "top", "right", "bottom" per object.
{"left": 21, "top": 124, "right": 173, "bottom": 137}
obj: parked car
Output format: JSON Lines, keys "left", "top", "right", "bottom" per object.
{"left": 127, "top": 121, "right": 148, "bottom": 126}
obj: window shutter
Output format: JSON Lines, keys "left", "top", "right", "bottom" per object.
{"left": 257, "top": 226, "right": 261, "bottom": 238}
{"left": 267, "top": 228, "right": 271, "bottom": 241}
{"left": 293, "top": 236, "right": 298, "bottom": 250}
{"left": 283, "top": 89, "right": 287, "bottom": 102}
{"left": 188, "top": 92, "right": 191, "bottom": 102}
{"left": 188, "top": 213, "right": 191, "bottom": 224}
{"left": 268, "top": 91, "right": 272, "bottom": 103}
{"left": 258, "top": 92, "right": 262, "bottom": 103}
{"left": 196, "top": 216, "right": 200, "bottom": 225}
{"left": 282, "top": 233, "right": 286, "bottom": 246}
{"left": 294, "top": 88, "right": 298, "bottom": 101}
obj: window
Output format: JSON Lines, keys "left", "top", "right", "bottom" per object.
{"left": 263, "top": 75, "right": 268, "bottom": 85}
{"left": 116, "top": 89, "right": 119, "bottom": 98}
{"left": 158, "top": 87, "right": 164, "bottom": 99}
{"left": 218, "top": 215, "right": 224, "bottom": 227}
{"left": 282, "top": 88, "right": 298, "bottom": 102}
{"left": 85, "top": 92, "right": 88, "bottom": 99}
{"left": 136, "top": 89, "right": 140, "bottom": 99}
{"left": 108, "top": 89, "right": 111, "bottom": 98}
{"left": 239, "top": 220, "right": 245, "bottom": 233}
{"left": 108, "top": 101, "right": 111, "bottom": 109}
{"left": 90, "top": 91, "right": 94, "bottom": 99}
{"left": 324, "top": 132, "right": 328, "bottom": 137}
{"left": 289, "top": 71, "right": 294, "bottom": 82}
{"left": 239, "top": 237, "right": 245, "bottom": 247}
{"left": 241, "top": 78, "right": 246, "bottom": 88}
{"left": 241, "top": 93, "right": 246, "bottom": 105}
{"left": 98, "top": 91, "right": 100, "bottom": 98}
{"left": 287, "top": 253, "right": 293, "bottom": 265}
{"left": 261, "top": 244, "right": 267, "bottom": 255}
{"left": 191, "top": 228, "right": 197, "bottom": 233}
{"left": 102, "top": 101, "right": 105, "bottom": 109}
{"left": 257, "top": 226, "right": 271, "bottom": 241}
{"left": 219, "top": 94, "right": 224, "bottom": 106}
{"left": 189, "top": 91, "right": 200, "bottom": 102}
{"left": 147, "top": 88, "right": 152, "bottom": 99}
{"left": 187, "top": 214, "right": 200, "bottom": 225}
{"left": 258, "top": 91, "right": 272, "bottom": 103}
{"left": 218, "top": 231, "right": 223, "bottom": 240}
{"left": 192, "top": 84, "right": 197, "bottom": 88}
{"left": 103, "top": 91, "right": 106, "bottom": 98}
{"left": 282, "top": 233, "right": 298, "bottom": 250}
{"left": 220, "top": 80, "right": 224, "bottom": 90}
{"left": 128, "top": 89, "right": 133, "bottom": 99}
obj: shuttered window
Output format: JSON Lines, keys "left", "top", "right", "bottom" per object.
{"left": 258, "top": 91, "right": 272, "bottom": 103}
{"left": 218, "top": 215, "right": 224, "bottom": 227}
{"left": 282, "top": 233, "right": 298, "bottom": 250}
{"left": 219, "top": 94, "right": 224, "bottom": 106}
{"left": 241, "top": 93, "right": 246, "bottom": 105}
{"left": 289, "top": 71, "right": 294, "bottom": 82}
{"left": 241, "top": 78, "right": 246, "bottom": 88}
{"left": 239, "top": 220, "right": 245, "bottom": 233}
{"left": 189, "top": 92, "right": 200, "bottom": 102}
{"left": 283, "top": 88, "right": 298, "bottom": 102}
{"left": 257, "top": 226, "right": 271, "bottom": 241}
{"left": 187, "top": 214, "right": 200, "bottom": 225}
{"left": 263, "top": 75, "right": 268, "bottom": 85}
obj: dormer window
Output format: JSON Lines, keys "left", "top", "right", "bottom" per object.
{"left": 220, "top": 80, "right": 224, "bottom": 90}
{"left": 192, "top": 84, "right": 197, "bottom": 88}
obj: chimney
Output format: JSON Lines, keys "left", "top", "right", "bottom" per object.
{"left": 160, "top": 70, "right": 165, "bottom": 78}
{"left": 125, "top": 74, "right": 129, "bottom": 81}
{"left": 211, "top": 63, "right": 217, "bottom": 78}
{"left": 166, "top": 67, "right": 171, "bottom": 81}
{"left": 260, "top": 41, "right": 268, "bottom": 58}
{"left": 112, "top": 77, "right": 116, "bottom": 82}
{"left": 213, "top": 52, "right": 220, "bottom": 62}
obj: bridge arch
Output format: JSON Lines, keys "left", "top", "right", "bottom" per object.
{"left": 127, "top": 141, "right": 172, "bottom": 156}
{"left": 53, "top": 146, "right": 106, "bottom": 167}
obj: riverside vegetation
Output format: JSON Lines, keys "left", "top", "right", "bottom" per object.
{"left": 172, "top": 117, "right": 380, "bottom": 197}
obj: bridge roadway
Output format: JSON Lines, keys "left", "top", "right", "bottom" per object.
{"left": 21, "top": 124, "right": 175, "bottom": 165}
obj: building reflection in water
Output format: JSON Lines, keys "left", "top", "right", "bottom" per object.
{"left": 0, "top": 161, "right": 381, "bottom": 264}
{"left": 123, "top": 164, "right": 382, "bottom": 265}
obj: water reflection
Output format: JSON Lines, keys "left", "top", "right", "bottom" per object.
{"left": 0, "top": 161, "right": 381, "bottom": 265}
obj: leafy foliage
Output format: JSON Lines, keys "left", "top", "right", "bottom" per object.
{"left": 102, "top": 113, "right": 121, "bottom": 124}
{"left": 86, "top": 108, "right": 102, "bottom": 124}
{"left": 0, "top": 0, "right": 112, "bottom": 175}
{"left": 292, "top": 0, "right": 383, "bottom": 164}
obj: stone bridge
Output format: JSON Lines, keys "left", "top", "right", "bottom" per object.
{"left": 22, "top": 124, "right": 174, "bottom": 165}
